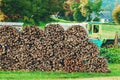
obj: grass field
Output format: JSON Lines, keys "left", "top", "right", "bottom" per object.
{"left": 102, "top": 24, "right": 120, "bottom": 39}
{"left": 0, "top": 64, "right": 120, "bottom": 80}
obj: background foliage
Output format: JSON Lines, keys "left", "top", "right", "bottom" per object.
{"left": 0, "top": 0, "right": 66, "bottom": 24}
{"left": 100, "top": 48, "right": 120, "bottom": 64}
{"left": 112, "top": 5, "right": 120, "bottom": 24}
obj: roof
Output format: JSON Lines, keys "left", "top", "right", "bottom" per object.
{"left": 88, "top": 22, "right": 104, "bottom": 24}
{"left": 99, "top": 11, "right": 112, "bottom": 20}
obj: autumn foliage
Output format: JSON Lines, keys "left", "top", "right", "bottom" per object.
{"left": 112, "top": 5, "right": 120, "bottom": 24}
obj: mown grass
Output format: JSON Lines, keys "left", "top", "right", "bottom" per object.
{"left": 39, "top": 18, "right": 73, "bottom": 29}
{"left": 23, "top": 18, "right": 73, "bottom": 29}
{"left": 0, "top": 64, "right": 120, "bottom": 80}
{"left": 101, "top": 24, "right": 120, "bottom": 39}
{"left": 52, "top": 18, "right": 72, "bottom": 23}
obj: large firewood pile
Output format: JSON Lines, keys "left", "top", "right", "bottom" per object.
{"left": 0, "top": 24, "right": 110, "bottom": 73}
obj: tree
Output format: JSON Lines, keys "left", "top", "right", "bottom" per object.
{"left": 79, "top": 0, "right": 89, "bottom": 17}
{"left": 112, "top": 5, "right": 120, "bottom": 24}
{"left": 63, "top": 0, "right": 86, "bottom": 21}
{"left": 63, "top": 0, "right": 74, "bottom": 21}
{"left": 0, "top": 0, "right": 31, "bottom": 22}
{"left": 33, "top": 0, "right": 66, "bottom": 23}
{"left": 70, "top": 1, "right": 79, "bottom": 11}
{"left": 73, "top": 8, "right": 86, "bottom": 22}
{"left": 79, "top": 0, "right": 102, "bottom": 21}
{"left": 89, "top": 0, "right": 102, "bottom": 16}
{"left": 0, "top": 0, "right": 66, "bottom": 24}
{"left": 71, "top": 1, "right": 86, "bottom": 22}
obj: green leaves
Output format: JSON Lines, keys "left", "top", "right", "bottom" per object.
{"left": 79, "top": 0, "right": 102, "bottom": 21}
{"left": 0, "top": 0, "right": 66, "bottom": 24}
{"left": 73, "top": 8, "right": 86, "bottom": 22}
{"left": 100, "top": 48, "right": 120, "bottom": 64}
{"left": 0, "top": 0, "right": 31, "bottom": 21}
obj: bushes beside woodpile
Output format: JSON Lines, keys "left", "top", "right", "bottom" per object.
{"left": 0, "top": 24, "right": 110, "bottom": 73}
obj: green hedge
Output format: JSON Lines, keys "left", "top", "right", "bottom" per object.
{"left": 100, "top": 48, "right": 120, "bottom": 64}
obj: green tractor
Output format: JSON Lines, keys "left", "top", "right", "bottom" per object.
{"left": 87, "top": 22, "right": 120, "bottom": 48}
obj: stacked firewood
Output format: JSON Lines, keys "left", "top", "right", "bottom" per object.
{"left": 40, "top": 24, "right": 65, "bottom": 71}
{"left": 86, "top": 57, "right": 109, "bottom": 73}
{"left": 0, "top": 26, "right": 19, "bottom": 70}
{"left": 14, "top": 26, "right": 45, "bottom": 70}
{"left": 63, "top": 25, "right": 109, "bottom": 72}
{"left": 0, "top": 24, "right": 110, "bottom": 73}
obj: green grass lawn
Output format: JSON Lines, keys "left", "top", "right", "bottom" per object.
{"left": 23, "top": 18, "right": 73, "bottom": 29}
{"left": 0, "top": 64, "right": 120, "bottom": 80}
{"left": 101, "top": 24, "right": 120, "bottom": 39}
{"left": 38, "top": 18, "right": 73, "bottom": 28}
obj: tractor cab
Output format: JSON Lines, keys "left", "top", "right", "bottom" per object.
{"left": 87, "top": 22, "right": 102, "bottom": 39}
{"left": 87, "top": 22, "right": 103, "bottom": 47}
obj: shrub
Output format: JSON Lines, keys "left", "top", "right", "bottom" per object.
{"left": 100, "top": 48, "right": 120, "bottom": 64}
